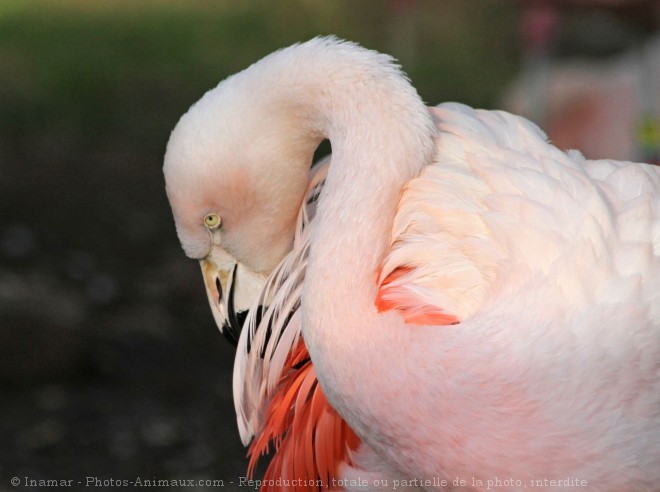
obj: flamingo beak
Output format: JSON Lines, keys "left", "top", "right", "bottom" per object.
{"left": 200, "top": 258, "right": 238, "bottom": 345}
{"left": 200, "top": 251, "right": 267, "bottom": 346}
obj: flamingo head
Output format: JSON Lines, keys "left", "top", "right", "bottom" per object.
{"left": 163, "top": 71, "right": 319, "bottom": 344}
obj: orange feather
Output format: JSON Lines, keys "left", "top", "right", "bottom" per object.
{"left": 376, "top": 266, "right": 460, "bottom": 325}
{"left": 247, "top": 340, "right": 360, "bottom": 491}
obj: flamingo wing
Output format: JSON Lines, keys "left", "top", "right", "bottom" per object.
{"left": 377, "top": 102, "right": 660, "bottom": 326}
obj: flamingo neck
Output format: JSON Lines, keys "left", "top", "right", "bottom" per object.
{"left": 225, "top": 38, "right": 435, "bottom": 436}
{"left": 260, "top": 40, "right": 437, "bottom": 415}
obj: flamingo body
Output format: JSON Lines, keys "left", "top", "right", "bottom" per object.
{"left": 164, "top": 38, "right": 660, "bottom": 491}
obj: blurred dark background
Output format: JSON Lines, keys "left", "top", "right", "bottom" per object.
{"left": 0, "top": 1, "right": 657, "bottom": 490}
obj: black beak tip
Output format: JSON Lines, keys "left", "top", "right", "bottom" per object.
{"left": 221, "top": 307, "right": 267, "bottom": 352}
{"left": 221, "top": 319, "right": 240, "bottom": 346}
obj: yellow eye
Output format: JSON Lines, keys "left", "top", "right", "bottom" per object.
{"left": 204, "top": 214, "right": 221, "bottom": 228}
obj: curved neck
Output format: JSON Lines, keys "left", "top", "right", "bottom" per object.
{"left": 252, "top": 39, "right": 436, "bottom": 396}
{"left": 215, "top": 37, "right": 437, "bottom": 443}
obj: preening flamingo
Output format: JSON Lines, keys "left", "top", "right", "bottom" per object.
{"left": 164, "top": 38, "right": 660, "bottom": 491}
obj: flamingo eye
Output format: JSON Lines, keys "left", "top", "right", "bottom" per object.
{"left": 204, "top": 214, "right": 222, "bottom": 229}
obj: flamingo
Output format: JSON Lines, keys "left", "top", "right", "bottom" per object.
{"left": 163, "top": 37, "right": 660, "bottom": 491}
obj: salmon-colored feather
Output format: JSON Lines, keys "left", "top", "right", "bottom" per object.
{"left": 247, "top": 340, "right": 360, "bottom": 491}
{"left": 376, "top": 266, "right": 460, "bottom": 325}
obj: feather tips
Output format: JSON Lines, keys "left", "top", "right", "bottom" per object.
{"left": 376, "top": 266, "right": 460, "bottom": 325}
{"left": 234, "top": 160, "right": 329, "bottom": 444}
{"left": 246, "top": 341, "right": 359, "bottom": 491}
{"left": 234, "top": 159, "right": 360, "bottom": 490}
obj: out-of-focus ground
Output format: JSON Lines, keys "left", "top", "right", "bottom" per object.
{"left": 0, "top": 1, "right": 656, "bottom": 491}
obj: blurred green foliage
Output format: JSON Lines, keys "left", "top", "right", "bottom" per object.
{"left": 0, "top": 0, "right": 519, "bottom": 149}
{"left": 0, "top": 0, "right": 520, "bottom": 279}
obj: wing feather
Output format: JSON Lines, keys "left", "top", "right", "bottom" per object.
{"left": 377, "top": 102, "right": 660, "bottom": 327}
{"left": 235, "top": 159, "right": 360, "bottom": 491}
